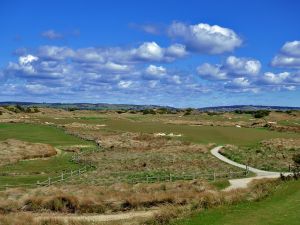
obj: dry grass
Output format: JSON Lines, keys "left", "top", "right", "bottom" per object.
{"left": 0, "top": 139, "right": 57, "bottom": 166}
{"left": 0, "top": 178, "right": 282, "bottom": 225}
{"left": 221, "top": 138, "right": 300, "bottom": 171}
{"left": 63, "top": 132, "right": 239, "bottom": 183}
{"left": 0, "top": 178, "right": 279, "bottom": 215}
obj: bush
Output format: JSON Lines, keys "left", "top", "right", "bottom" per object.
{"left": 143, "top": 109, "right": 156, "bottom": 115}
{"left": 292, "top": 154, "right": 300, "bottom": 165}
{"left": 253, "top": 110, "right": 270, "bottom": 118}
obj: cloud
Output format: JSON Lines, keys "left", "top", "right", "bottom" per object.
{"left": 145, "top": 65, "right": 166, "bottom": 77}
{"left": 197, "top": 56, "right": 261, "bottom": 80}
{"left": 133, "top": 42, "right": 164, "bottom": 61}
{"left": 271, "top": 41, "right": 300, "bottom": 68}
{"left": 35, "top": 42, "right": 186, "bottom": 64}
{"left": 262, "top": 72, "right": 290, "bottom": 85}
{"left": 197, "top": 63, "right": 227, "bottom": 80}
{"left": 129, "top": 23, "right": 161, "bottom": 35}
{"left": 38, "top": 46, "right": 75, "bottom": 61}
{"left": 166, "top": 44, "right": 187, "bottom": 58}
{"left": 118, "top": 80, "right": 133, "bottom": 89}
{"left": 224, "top": 56, "right": 261, "bottom": 76}
{"left": 168, "top": 22, "right": 242, "bottom": 54}
{"left": 7, "top": 54, "right": 39, "bottom": 75}
{"left": 41, "top": 30, "right": 63, "bottom": 40}
{"left": 231, "top": 77, "right": 250, "bottom": 87}
{"left": 280, "top": 41, "right": 300, "bottom": 57}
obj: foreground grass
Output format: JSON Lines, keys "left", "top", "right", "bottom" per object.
{"left": 175, "top": 180, "right": 300, "bottom": 225}
{"left": 0, "top": 123, "right": 90, "bottom": 146}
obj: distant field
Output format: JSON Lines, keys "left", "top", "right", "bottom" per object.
{"left": 79, "top": 117, "right": 300, "bottom": 146}
{"left": 0, "top": 123, "right": 91, "bottom": 146}
{"left": 175, "top": 180, "right": 300, "bottom": 225}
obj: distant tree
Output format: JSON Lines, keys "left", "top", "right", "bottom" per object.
{"left": 142, "top": 109, "right": 156, "bottom": 115}
{"left": 183, "top": 111, "right": 191, "bottom": 116}
{"left": 25, "top": 107, "right": 32, "bottom": 113}
{"left": 253, "top": 110, "right": 270, "bottom": 118}
{"left": 16, "top": 104, "right": 25, "bottom": 112}
{"left": 68, "top": 107, "right": 78, "bottom": 111}
{"left": 33, "top": 107, "right": 40, "bottom": 113}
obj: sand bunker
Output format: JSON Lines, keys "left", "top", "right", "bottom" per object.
{"left": 154, "top": 132, "right": 182, "bottom": 137}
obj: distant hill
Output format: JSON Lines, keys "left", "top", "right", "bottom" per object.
{"left": 0, "top": 102, "right": 175, "bottom": 111}
{"left": 198, "top": 105, "right": 300, "bottom": 112}
{"left": 0, "top": 102, "right": 299, "bottom": 111}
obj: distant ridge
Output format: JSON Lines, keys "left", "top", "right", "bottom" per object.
{"left": 0, "top": 102, "right": 299, "bottom": 111}
{"left": 0, "top": 102, "right": 175, "bottom": 110}
{"left": 198, "top": 105, "right": 300, "bottom": 112}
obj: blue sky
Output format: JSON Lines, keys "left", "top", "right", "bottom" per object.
{"left": 0, "top": 0, "right": 300, "bottom": 107}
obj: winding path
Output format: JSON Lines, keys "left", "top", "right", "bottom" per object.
{"left": 211, "top": 146, "right": 287, "bottom": 190}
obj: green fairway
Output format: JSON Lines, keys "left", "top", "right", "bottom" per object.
{"left": 0, "top": 123, "right": 94, "bottom": 186}
{"left": 81, "top": 118, "right": 300, "bottom": 146}
{"left": 0, "top": 123, "right": 91, "bottom": 146}
{"left": 175, "top": 180, "right": 300, "bottom": 225}
{"left": 0, "top": 152, "right": 83, "bottom": 186}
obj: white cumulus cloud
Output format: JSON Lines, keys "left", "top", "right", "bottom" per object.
{"left": 168, "top": 22, "right": 242, "bottom": 54}
{"left": 145, "top": 65, "right": 166, "bottom": 77}
{"left": 197, "top": 56, "right": 261, "bottom": 80}
{"left": 271, "top": 40, "right": 300, "bottom": 68}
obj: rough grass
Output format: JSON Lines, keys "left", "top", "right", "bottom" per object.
{"left": 0, "top": 139, "right": 57, "bottom": 166}
{"left": 67, "top": 133, "right": 243, "bottom": 184}
{"left": 175, "top": 179, "right": 300, "bottom": 225}
{"left": 221, "top": 138, "right": 300, "bottom": 171}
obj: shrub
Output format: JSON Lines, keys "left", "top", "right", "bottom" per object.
{"left": 143, "top": 109, "right": 156, "bottom": 115}
{"left": 253, "top": 110, "right": 270, "bottom": 118}
{"left": 292, "top": 154, "right": 300, "bottom": 165}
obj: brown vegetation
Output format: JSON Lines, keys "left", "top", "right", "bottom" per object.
{"left": 0, "top": 139, "right": 57, "bottom": 166}
{"left": 221, "top": 138, "right": 300, "bottom": 171}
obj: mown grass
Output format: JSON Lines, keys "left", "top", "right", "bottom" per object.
{"left": 175, "top": 180, "right": 300, "bottom": 225}
{"left": 0, "top": 123, "right": 91, "bottom": 146}
{"left": 0, "top": 152, "right": 84, "bottom": 186}
{"left": 80, "top": 117, "right": 300, "bottom": 146}
{"left": 0, "top": 123, "right": 94, "bottom": 186}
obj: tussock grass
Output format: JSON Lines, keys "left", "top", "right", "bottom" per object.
{"left": 221, "top": 138, "right": 300, "bottom": 171}
{"left": 0, "top": 139, "right": 57, "bottom": 166}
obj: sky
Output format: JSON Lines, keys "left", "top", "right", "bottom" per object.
{"left": 0, "top": 0, "right": 300, "bottom": 107}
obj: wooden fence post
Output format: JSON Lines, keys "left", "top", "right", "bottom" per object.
{"left": 146, "top": 175, "right": 149, "bottom": 183}
{"left": 48, "top": 177, "right": 51, "bottom": 186}
{"left": 213, "top": 171, "right": 216, "bottom": 181}
{"left": 61, "top": 172, "right": 64, "bottom": 181}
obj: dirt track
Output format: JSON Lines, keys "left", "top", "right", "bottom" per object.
{"left": 34, "top": 210, "right": 157, "bottom": 223}
{"left": 210, "top": 146, "right": 290, "bottom": 190}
